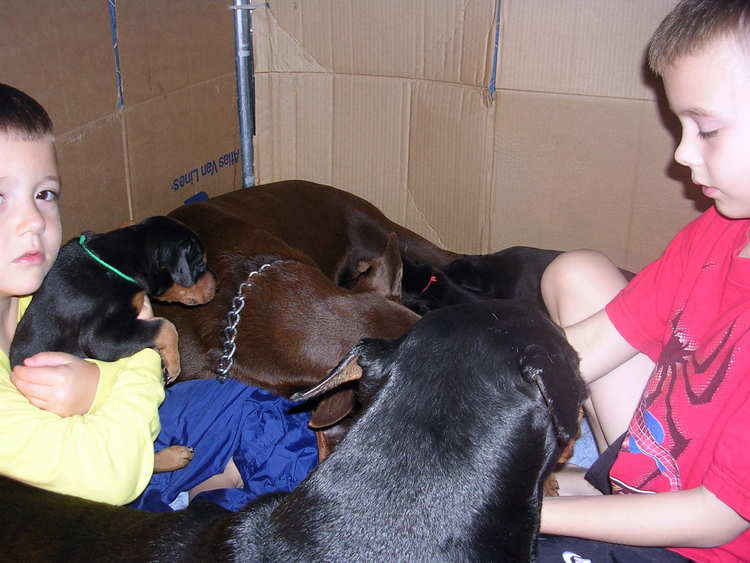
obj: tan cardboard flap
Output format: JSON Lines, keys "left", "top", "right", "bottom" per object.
{"left": 498, "top": 0, "right": 676, "bottom": 100}
{"left": 253, "top": 2, "right": 334, "bottom": 73}
{"left": 117, "top": 1, "right": 235, "bottom": 106}
{"left": 628, "top": 98, "right": 704, "bottom": 271}
{"left": 407, "top": 82, "right": 495, "bottom": 252}
{"left": 331, "top": 76, "right": 411, "bottom": 223}
{"left": 255, "top": 0, "right": 496, "bottom": 87}
{"left": 126, "top": 75, "right": 242, "bottom": 220}
{"left": 491, "top": 91, "right": 642, "bottom": 266}
{"left": 57, "top": 115, "right": 130, "bottom": 239}
{"left": 0, "top": 1, "right": 115, "bottom": 134}
{"left": 254, "top": 73, "right": 334, "bottom": 185}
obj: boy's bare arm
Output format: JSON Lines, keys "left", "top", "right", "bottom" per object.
{"left": 564, "top": 309, "right": 639, "bottom": 384}
{"left": 541, "top": 486, "right": 750, "bottom": 548}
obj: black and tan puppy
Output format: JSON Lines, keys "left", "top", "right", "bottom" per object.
{"left": 9, "top": 216, "right": 216, "bottom": 382}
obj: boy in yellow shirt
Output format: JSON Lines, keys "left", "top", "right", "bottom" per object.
{"left": 0, "top": 82, "right": 165, "bottom": 505}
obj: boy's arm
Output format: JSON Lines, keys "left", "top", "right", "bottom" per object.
{"left": 564, "top": 308, "right": 639, "bottom": 384}
{"left": 0, "top": 348, "right": 164, "bottom": 505}
{"left": 11, "top": 353, "right": 101, "bottom": 417}
{"left": 541, "top": 487, "right": 750, "bottom": 548}
{"left": 11, "top": 295, "right": 159, "bottom": 417}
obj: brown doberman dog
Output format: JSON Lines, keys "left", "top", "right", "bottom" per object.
{"left": 154, "top": 207, "right": 420, "bottom": 456}
{"left": 167, "top": 180, "right": 461, "bottom": 289}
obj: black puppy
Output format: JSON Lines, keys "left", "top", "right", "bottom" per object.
{"left": 10, "top": 216, "right": 216, "bottom": 381}
{"left": 403, "top": 245, "right": 636, "bottom": 315}
{"left": 0, "top": 301, "right": 585, "bottom": 562}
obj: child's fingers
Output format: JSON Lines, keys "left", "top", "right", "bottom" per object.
{"left": 22, "top": 351, "right": 75, "bottom": 367}
{"left": 11, "top": 364, "right": 59, "bottom": 386}
{"left": 11, "top": 376, "right": 52, "bottom": 401}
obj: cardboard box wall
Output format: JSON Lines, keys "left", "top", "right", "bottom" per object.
{"left": 252, "top": 0, "right": 703, "bottom": 272}
{"left": 0, "top": 1, "right": 243, "bottom": 241}
{"left": 2, "top": 1, "right": 701, "bottom": 273}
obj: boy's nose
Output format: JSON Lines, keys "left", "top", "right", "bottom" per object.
{"left": 673, "top": 135, "right": 701, "bottom": 171}
{"left": 16, "top": 201, "right": 46, "bottom": 235}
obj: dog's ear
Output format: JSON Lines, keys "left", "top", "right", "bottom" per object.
{"left": 291, "top": 346, "right": 364, "bottom": 403}
{"left": 349, "top": 232, "right": 403, "bottom": 300}
{"left": 308, "top": 389, "right": 354, "bottom": 429}
{"left": 169, "top": 251, "right": 194, "bottom": 287}
{"left": 519, "top": 343, "right": 579, "bottom": 446}
{"left": 400, "top": 255, "right": 433, "bottom": 293}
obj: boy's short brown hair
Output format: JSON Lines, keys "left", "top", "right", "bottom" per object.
{"left": 649, "top": 0, "right": 750, "bottom": 76}
{"left": 0, "top": 83, "right": 53, "bottom": 140}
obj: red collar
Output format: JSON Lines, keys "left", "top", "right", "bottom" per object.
{"left": 420, "top": 275, "right": 438, "bottom": 294}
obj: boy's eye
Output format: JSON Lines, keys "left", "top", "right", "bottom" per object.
{"left": 36, "top": 189, "right": 59, "bottom": 201}
{"left": 698, "top": 129, "right": 719, "bottom": 140}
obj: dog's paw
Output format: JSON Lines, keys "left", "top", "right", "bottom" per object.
{"left": 154, "top": 445, "right": 195, "bottom": 473}
{"left": 154, "top": 318, "right": 181, "bottom": 383}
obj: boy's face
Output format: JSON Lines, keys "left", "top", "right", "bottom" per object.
{"left": 0, "top": 133, "right": 62, "bottom": 299}
{"left": 663, "top": 36, "right": 750, "bottom": 219}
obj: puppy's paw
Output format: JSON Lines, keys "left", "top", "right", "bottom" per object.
{"left": 154, "top": 318, "right": 181, "bottom": 383}
{"left": 154, "top": 445, "right": 194, "bottom": 473}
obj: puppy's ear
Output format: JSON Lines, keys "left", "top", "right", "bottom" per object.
{"left": 159, "top": 245, "right": 194, "bottom": 287}
{"left": 291, "top": 346, "right": 364, "bottom": 403}
{"left": 401, "top": 255, "right": 433, "bottom": 293}
{"left": 349, "top": 232, "right": 403, "bottom": 300}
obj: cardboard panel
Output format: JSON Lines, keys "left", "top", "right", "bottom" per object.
{"left": 490, "top": 91, "right": 642, "bottom": 265}
{"left": 498, "top": 0, "right": 677, "bottom": 100}
{"left": 406, "top": 82, "right": 495, "bottom": 252}
{"left": 627, "top": 97, "right": 704, "bottom": 271}
{"left": 331, "top": 76, "right": 411, "bottom": 223}
{"left": 253, "top": 73, "right": 334, "bottom": 186}
{"left": 117, "top": 0, "right": 235, "bottom": 106}
{"left": 56, "top": 114, "right": 130, "bottom": 239}
{"left": 126, "top": 75, "right": 242, "bottom": 220}
{"left": 255, "top": 0, "right": 496, "bottom": 86}
{"left": 0, "top": 1, "right": 116, "bottom": 133}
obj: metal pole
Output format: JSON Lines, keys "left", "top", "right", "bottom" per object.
{"left": 232, "top": 1, "right": 256, "bottom": 187}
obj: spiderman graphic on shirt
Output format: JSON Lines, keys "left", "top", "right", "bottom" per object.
{"left": 610, "top": 308, "right": 741, "bottom": 494}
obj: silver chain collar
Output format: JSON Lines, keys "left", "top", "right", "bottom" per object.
{"left": 214, "top": 260, "right": 290, "bottom": 382}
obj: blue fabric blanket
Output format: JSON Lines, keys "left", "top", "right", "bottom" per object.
{"left": 129, "top": 378, "right": 318, "bottom": 513}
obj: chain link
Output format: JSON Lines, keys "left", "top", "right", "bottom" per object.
{"left": 215, "top": 261, "right": 280, "bottom": 382}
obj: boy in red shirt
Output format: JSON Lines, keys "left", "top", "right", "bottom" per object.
{"left": 538, "top": 1, "right": 750, "bottom": 561}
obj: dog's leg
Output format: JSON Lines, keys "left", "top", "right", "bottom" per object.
{"left": 152, "top": 318, "right": 181, "bottom": 382}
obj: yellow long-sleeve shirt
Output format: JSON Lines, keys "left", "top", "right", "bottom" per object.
{"left": 0, "top": 296, "right": 165, "bottom": 505}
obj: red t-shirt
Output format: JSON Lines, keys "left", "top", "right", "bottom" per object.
{"left": 606, "top": 207, "right": 750, "bottom": 562}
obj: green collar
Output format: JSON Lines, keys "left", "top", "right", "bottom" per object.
{"left": 78, "top": 234, "right": 140, "bottom": 286}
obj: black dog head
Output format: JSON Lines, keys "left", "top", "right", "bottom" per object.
{"left": 128, "top": 216, "right": 215, "bottom": 305}
{"left": 400, "top": 255, "right": 482, "bottom": 315}
{"left": 295, "top": 299, "right": 585, "bottom": 446}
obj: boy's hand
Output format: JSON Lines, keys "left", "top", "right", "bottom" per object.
{"left": 11, "top": 352, "right": 100, "bottom": 417}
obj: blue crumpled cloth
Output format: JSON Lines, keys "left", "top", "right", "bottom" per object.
{"left": 128, "top": 378, "right": 318, "bottom": 513}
